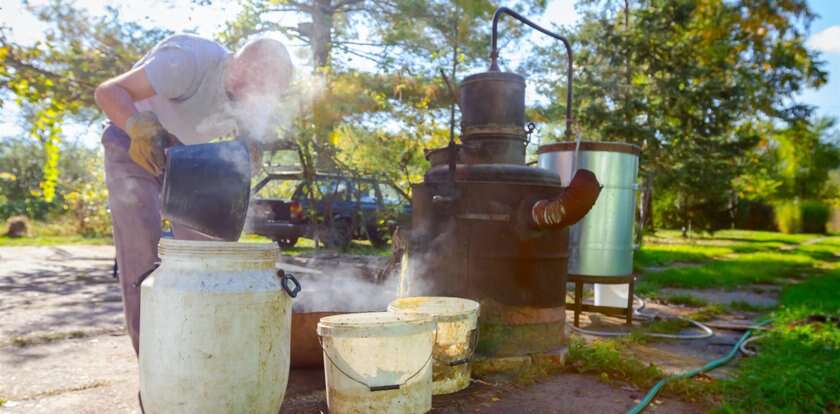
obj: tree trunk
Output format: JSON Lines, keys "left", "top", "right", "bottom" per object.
{"left": 636, "top": 170, "right": 654, "bottom": 248}
{"left": 309, "top": 0, "right": 337, "bottom": 171}
{"left": 311, "top": 0, "right": 333, "bottom": 69}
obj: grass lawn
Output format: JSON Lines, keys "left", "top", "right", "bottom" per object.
{"left": 636, "top": 231, "right": 839, "bottom": 294}
{"left": 715, "top": 270, "right": 840, "bottom": 413}
{"left": 574, "top": 231, "right": 840, "bottom": 412}
{"left": 624, "top": 230, "right": 840, "bottom": 412}
{"left": 0, "top": 235, "right": 113, "bottom": 246}
{"left": 2, "top": 232, "right": 391, "bottom": 256}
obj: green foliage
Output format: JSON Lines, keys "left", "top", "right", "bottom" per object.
{"left": 0, "top": 135, "right": 111, "bottom": 236}
{"left": 531, "top": 0, "right": 827, "bottom": 232}
{"left": 773, "top": 200, "right": 831, "bottom": 234}
{"left": 62, "top": 157, "right": 110, "bottom": 238}
{"left": 773, "top": 200, "right": 802, "bottom": 234}
{"left": 0, "top": 137, "right": 57, "bottom": 219}
{"left": 800, "top": 200, "right": 830, "bottom": 234}
{"left": 0, "top": 1, "right": 168, "bottom": 199}
{"left": 774, "top": 118, "right": 840, "bottom": 200}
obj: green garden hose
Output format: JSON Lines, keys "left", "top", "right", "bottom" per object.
{"left": 625, "top": 320, "right": 772, "bottom": 414}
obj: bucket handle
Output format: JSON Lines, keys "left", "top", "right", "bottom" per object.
{"left": 276, "top": 270, "right": 301, "bottom": 298}
{"left": 318, "top": 329, "right": 437, "bottom": 392}
{"left": 438, "top": 328, "right": 480, "bottom": 367}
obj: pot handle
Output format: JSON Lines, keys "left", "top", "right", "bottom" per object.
{"left": 276, "top": 269, "right": 301, "bottom": 298}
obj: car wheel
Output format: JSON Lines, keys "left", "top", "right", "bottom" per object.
{"left": 325, "top": 219, "right": 353, "bottom": 250}
{"left": 274, "top": 237, "right": 299, "bottom": 248}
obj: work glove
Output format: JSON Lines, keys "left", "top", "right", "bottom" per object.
{"left": 124, "top": 111, "right": 169, "bottom": 176}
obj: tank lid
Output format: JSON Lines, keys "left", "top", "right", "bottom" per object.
{"left": 317, "top": 312, "right": 435, "bottom": 338}
{"left": 537, "top": 141, "right": 641, "bottom": 156}
{"left": 388, "top": 297, "right": 480, "bottom": 324}
{"left": 158, "top": 239, "right": 278, "bottom": 262}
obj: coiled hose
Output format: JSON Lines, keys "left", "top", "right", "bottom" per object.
{"left": 567, "top": 295, "right": 714, "bottom": 340}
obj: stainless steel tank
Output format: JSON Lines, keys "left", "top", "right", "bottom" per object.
{"left": 538, "top": 141, "right": 640, "bottom": 277}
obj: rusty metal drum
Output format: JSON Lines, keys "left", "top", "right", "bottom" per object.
{"left": 537, "top": 142, "right": 640, "bottom": 278}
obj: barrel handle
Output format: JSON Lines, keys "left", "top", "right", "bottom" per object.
{"left": 438, "top": 327, "right": 479, "bottom": 367}
{"left": 133, "top": 263, "right": 160, "bottom": 288}
{"left": 276, "top": 270, "right": 301, "bottom": 298}
{"left": 318, "top": 329, "right": 437, "bottom": 392}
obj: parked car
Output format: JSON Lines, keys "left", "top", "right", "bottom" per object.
{"left": 245, "top": 171, "right": 409, "bottom": 249}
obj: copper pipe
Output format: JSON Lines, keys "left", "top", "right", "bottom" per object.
{"left": 489, "top": 7, "right": 574, "bottom": 138}
{"left": 530, "top": 169, "right": 601, "bottom": 229}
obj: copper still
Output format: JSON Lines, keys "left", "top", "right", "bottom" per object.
{"left": 400, "top": 7, "right": 601, "bottom": 357}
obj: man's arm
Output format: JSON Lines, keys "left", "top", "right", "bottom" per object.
{"left": 94, "top": 67, "right": 157, "bottom": 130}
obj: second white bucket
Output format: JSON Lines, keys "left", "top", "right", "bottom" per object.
{"left": 388, "top": 297, "right": 480, "bottom": 395}
{"left": 317, "top": 312, "right": 436, "bottom": 413}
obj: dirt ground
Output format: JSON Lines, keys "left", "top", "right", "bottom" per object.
{"left": 1, "top": 245, "right": 714, "bottom": 413}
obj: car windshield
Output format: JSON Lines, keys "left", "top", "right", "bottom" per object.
{"left": 256, "top": 178, "right": 301, "bottom": 199}
{"left": 356, "top": 181, "right": 378, "bottom": 203}
{"left": 292, "top": 178, "right": 348, "bottom": 199}
{"left": 379, "top": 184, "right": 403, "bottom": 205}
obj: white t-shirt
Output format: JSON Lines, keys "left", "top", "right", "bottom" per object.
{"left": 134, "top": 34, "right": 237, "bottom": 145}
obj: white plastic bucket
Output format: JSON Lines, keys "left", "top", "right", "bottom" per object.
{"left": 139, "top": 240, "right": 300, "bottom": 413}
{"left": 388, "top": 297, "right": 480, "bottom": 395}
{"left": 317, "top": 312, "right": 436, "bottom": 413}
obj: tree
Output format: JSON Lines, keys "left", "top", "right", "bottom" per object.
{"left": 219, "top": 0, "right": 546, "bottom": 195}
{"left": 773, "top": 117, "right": 840, "bottom": 201}
{"left": 530, "top": 0, "right": 827, "bottom": 234}
{"left": 0, "top": 134, "right": 110, "bottom": 235}
{"left": 0, "top": 1, "right": 169, "bottom": 201}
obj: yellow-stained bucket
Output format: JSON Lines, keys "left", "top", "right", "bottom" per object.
{"left": 317, "top": 312, "right": 435, "bottom": 413}
{"left": 388, "top": 297, "right": 480, "bottom": 395}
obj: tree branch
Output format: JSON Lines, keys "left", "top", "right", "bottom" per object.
{"left": 3, "top": 55, "right": 98, "bottom": 90}
{"left": 332, "top": 0, "right": 366, "bottom": 12}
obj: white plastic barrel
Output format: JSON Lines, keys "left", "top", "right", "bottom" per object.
{"left": 388, "top": 297, "right": 479, "bottom": 395}
{"left": 317, "top": 312, "right": 435, "bottom": 413}
{"left": 139, "top": 240, "right": 299, "bottom": 413}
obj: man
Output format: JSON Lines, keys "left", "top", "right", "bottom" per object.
{"left": 94, "top": 34, "right": 294, "bottom": 355}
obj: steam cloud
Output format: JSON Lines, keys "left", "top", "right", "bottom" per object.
{"left": 225, "top": 72, "right": 327, "bottom": 144}
{"left": 288, "top": 256, "right": 400, "bottom": 313}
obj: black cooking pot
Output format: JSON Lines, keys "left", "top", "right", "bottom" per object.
{"left": 161, "top": 140, "right": 251, "bottom": 241}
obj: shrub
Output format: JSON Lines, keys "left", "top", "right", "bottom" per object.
{"left": 733, "top": 200, "right": 776, "bottom": 231}
{"left": 773, "top": 201, "right": 801, "bottom": 234}
{"left": 800, "top": 200, "right": 830, "bottom": 234}
{"left": 773, "top": 200, "right": 830, "bottom": 234}
{"left": 5, "top": 215, "right": 30, "bottom": 237}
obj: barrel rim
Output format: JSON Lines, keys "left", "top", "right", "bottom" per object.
{"left": 388, "top": 296, "right": 480, "bottom": 323}
{"left": 158, "top": 239, "right": 278, "bottom": 261}
{"left": 537, "top": 141, "right": 641, "bottom": 156}
{"left": 317, "top": 312, "right": 435, "bottom": 338}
